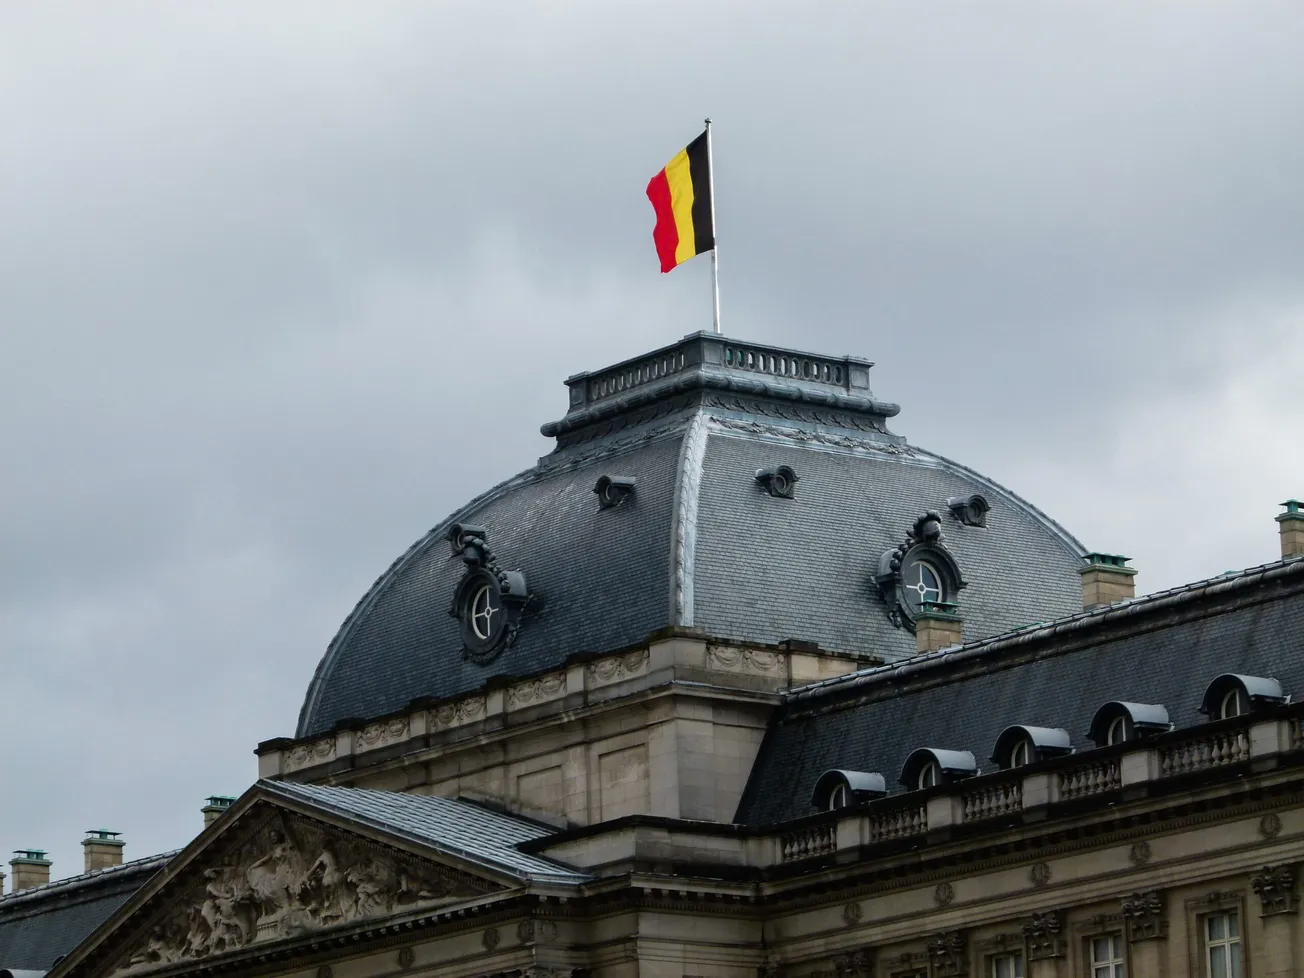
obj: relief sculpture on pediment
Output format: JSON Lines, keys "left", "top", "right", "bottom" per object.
{"left": 116, "top": 813, "right": 498, "bottom": 973}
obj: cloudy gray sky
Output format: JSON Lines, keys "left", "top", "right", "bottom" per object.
{"left": 3, "top": 1, "right": 1303, "bottom": 881}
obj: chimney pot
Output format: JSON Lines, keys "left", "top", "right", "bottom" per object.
{"left": 915, "top": 601, "right": 964, "bottom": 654}
{"left": 201, "top": 795, "right": 236, "bottom": 827}
{"left": 1079, "top": 553, "right": 1137, "bottom": 610}
{"left": 1276, "top": 500, "right": 1304, "bottom": 559}
{"left": 82, "top": 830, "right": 125, "bottom": 873}
{"left": 9, "top": 849, "right": 52, "bottom": 892}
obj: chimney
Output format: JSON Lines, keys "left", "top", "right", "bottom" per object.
{"left": 9, "top": 849, "right": 51, "bottom": 891}
{"left": 916, "top": 601, "right": 963, "bottom": 654}
{"left": 1079, "top": 553, "right": 1136, "bottom": 610}
{"left": 1276, "top": 500, "right": 1304, "bottom": 559}
{"left": 82, "top": 830, "right": 125, "bottom": 873}
{"left": 201, "top": 795, "right": 236, "bottom": 827}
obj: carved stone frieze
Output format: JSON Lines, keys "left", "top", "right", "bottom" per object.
{"left": 114, "top": 811, "right": 498, "bottom": 973}
{"left": 927, "top": 931, "right": 968, "bottom": 977}
{"left": 506, "top": 672, "right": 566, "bottom": 709}
{"left": 1252, "top": 865, "right": 1299, "bottom": 916}
{"left": 517, "top": 919, "right": 558, "bottom": 943}
{"left": 833, "top": 949, "right": 874, "bottom": 978}
{"left": 356, "top": 717, "right": 410, "bottom": 752}
{"left": 1122, "top": 890, "right": 1167, "bottom": 942}
{"left": 706, "top": 645, "right": 783, "bottom": 674}
{"left": 284, "top": 737, "right": 336, "bottom": 773}
{"left": 587, "top": 649, "right": 649, "bottom": 686}
{"left": 1023, "top": 911, "right": 1064, "bottom": 960}
{"left": 429, "top": 696, "right": 487, "bottom": 730}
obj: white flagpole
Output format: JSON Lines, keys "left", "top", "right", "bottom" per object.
{"left": 705, "top": 117, "right": 721, "bottom": 336}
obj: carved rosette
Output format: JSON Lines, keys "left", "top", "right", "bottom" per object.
{"left": 113, "top": 812, "right": 499, "bottom": 973}
{"left": 1252, "top": 865, "right": 1299, "bottom": 916}
{"left": 1122, "top": 891, "right": 1167, "bottom": 942}
{"left": 927, "top": 931, "right": 968, "bottom": 977}
{"left": 1022, "top": 911, "right": 1064, "bottom": 960}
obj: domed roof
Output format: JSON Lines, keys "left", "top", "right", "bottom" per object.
{"left": 296, "top": 333, "right": 1086, "bottom": 737}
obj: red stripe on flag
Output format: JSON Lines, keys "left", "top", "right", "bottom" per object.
{"left": 646, "top": 169, "right": 680, "bottom": 274}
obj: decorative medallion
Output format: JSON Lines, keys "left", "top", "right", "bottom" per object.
{"left": 934, "top": 882, "right": 955, "bottom": 906}
{"left": 875, "top": 513, "right": 967, "bottom": 631}
{"left": 1261, "top": 813, "right": 1284, "bottom": 839}
{"left": 1030, "top": 862, "right": 1052, "bottom": 888}
{"left": 1129, "top": 841, "right": 1153, "bottom": 867}
{"left": 397, "top": 948, "right": 415, "bottom": 969}
{"left": 482, "top": 927, "right": 500, "bottom": 951}
{"left": 447, "top": 524, "right": 532, "bottom": 665}
{"left": 842, "top": 901, "right": 863, "bottom": 925}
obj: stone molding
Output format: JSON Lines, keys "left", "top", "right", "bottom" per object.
{"left": 1251, "top": 864, "right": 1298, "bottom": 916}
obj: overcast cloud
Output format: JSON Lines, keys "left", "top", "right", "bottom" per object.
{"left": 2, "top": 1, "right": 1303, "bottom": 880}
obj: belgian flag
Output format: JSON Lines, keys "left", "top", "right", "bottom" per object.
{"left": 646, "top": 130, "right": 715, "bottom": 273}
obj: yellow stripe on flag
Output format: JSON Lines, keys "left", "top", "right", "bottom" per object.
{"left": 663, "top": 148, "right": 697, "bottom": 266}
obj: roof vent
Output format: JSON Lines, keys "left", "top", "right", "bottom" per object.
{"left": 755, "top": 465, "right": 798, "bottom": 499}
{"left": 1088, "top": 702, "right": 1171, "bottom": 747}
{"left": 594, "top": 475, "right": 636, "bottom": 509}
{"left": 1200, "top": 674, "right": 1286, "bottom": 720}
{"left": 810, "top": 770, "right": 887, "bottom": 811}
{"left": 947, "top": 494, "right": 990, "bottom": 528}
{"left": 1277, "top": 500, "right": 1304, "bottom": 558}
{"left": 991, "top": 725, "right": 1073, "bottom": 769}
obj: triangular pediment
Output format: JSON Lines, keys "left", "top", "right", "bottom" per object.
{"left": 58, "top": 790, "right": 521, "bottom": 978}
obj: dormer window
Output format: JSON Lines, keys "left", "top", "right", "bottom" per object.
{"left": 1200, "top": 674, "right": 1286, "bottom": 721}
{"left": 1088, "top": 702, "right": 1171, "bottom": 748}
{"left": 900, "top": 749, "right": 977, "bottom": 791}
{"left": 991, "top": 726, "right": 1072, "bottom": 770}
{"left": 809, "top": 770, "right": 886, "bottom": 812}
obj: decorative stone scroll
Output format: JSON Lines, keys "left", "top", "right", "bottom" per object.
{"left": 927, "top": 931, "right": 968, "bottom": 977}
{"left": 114, "top": 811, "right": 498, "bottom": 973}
{"left": 706, "top": 646, "right": 783, "bottom": 675}
{"left": 1022, "top": 911, "right": 1065, "bottom": 960}
{"left": 1252, "top": 865, "right": 1299, "bottom": 916}
{"left": 356, "top": 717, "right": 410, "bottom": 752}
{"left": 1122, "top": 890, "right": 1167, "bottom": 942}
{"left": 587, "top": 649, "right": 649, "bottom": 687}
{"left": 429, "top": 695, "right": 487, "bottom": 730}
{"left": 507, "top": 672, "right": 566, "bottom": 709}
{"left": 284, "top": 737, "right": 336, "bottom": 773}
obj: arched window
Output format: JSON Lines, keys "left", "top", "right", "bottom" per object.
{"left": 1220, "top": 687, "right": 1246, "bottom": 719}
{"left": 828, "top": 782, "right": 850, "bottom": 811}
{"left": 1009, "top": 738, "right": 1032, "bottom": 768}
{"left": 918, "top": 760, "right": 941, "bottom": 790}
{"left": 1105, "top": 715, "right": 1128, "bottom": 746}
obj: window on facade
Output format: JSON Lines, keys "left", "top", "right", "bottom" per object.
{"left": 918, "top": 760, "right": 940, "bottom": 790}
{"left": 1008, "top": 738, "right": 1032, "bottom": 768}
{"left": 828, "top": 782, "right": 849, "bottom": 811}
{"left": 1206, "top": 912, "right": 1241, "bottom": 978}
{"left": 1219, "top": 688, "right": 1246, "bottom": 720}
{"left": 990, "top": 953, "right": 1023, "bottom": 978}
{"left": 1090, "top": 933, "right": 1125, "bottom": 978}
{"left": 1106, "top": 716, "right": 1128, "bottom": 746}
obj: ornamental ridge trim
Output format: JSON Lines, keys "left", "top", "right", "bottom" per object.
{"left": 671, "top": 412, "right": 708, "bottom": 626}
{"left": 702, "top": 393, "right": 892, "bottom": 435}
{"left": 709, "top": 415, "right": 909, "bottom": 457}
{"left": 113, "top": 811, "right": 499, "bottom": 973}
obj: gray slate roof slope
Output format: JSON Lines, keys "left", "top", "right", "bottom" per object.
{"left": 736, "top": 559, "right": 1304, "bottom": 824}
{"left": 265, "top": 782, "right": 588, "bottom": 884}
{"left": 297, "top": 333, "right": 1086, "bottom": 737}
{"left": 0, "top": 855, "right": 172, "bottom": 971}
{"left": 693, "top": 432, "right": 1083, "bottom": 657}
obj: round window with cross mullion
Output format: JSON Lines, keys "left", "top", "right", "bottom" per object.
{"left": 453, "top": 570, "right": 509, "bottom": 658}
{"left": 901, "top": 555, "right": 944, "bottom": 618}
